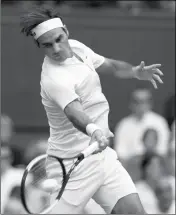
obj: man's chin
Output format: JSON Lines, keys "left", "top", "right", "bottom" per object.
{"left": 53, "top": 56, "right": 62, "bottom": 61}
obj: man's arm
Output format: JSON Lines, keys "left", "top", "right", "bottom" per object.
{"left": 64, "top": 99, "right": 109, "bottom": 150}
{"left": 64, "top": 99, "right": 92, "bottom": 135}
{"left": 96, "top": 58, "right": 136, "bottom": 79}
{"left": 79, "top": 40, "right": 163, "bottom": 88}
{"left": 96, "top": 58, "right": 163, "bottom": 89}
{"left": 45, "top": 78, "right": 108, "bottom": 149}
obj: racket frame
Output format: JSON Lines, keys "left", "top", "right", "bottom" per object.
{"left": 20, "top": 154, "right": 67, "bottom": 214}
{"left": 21, "top": 141, "right": 99, "bottom": 214}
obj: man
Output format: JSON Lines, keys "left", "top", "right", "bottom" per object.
{"left": 20, "top": 6, "right": 163, "bottom": 214}
{"left": 1, "top": 144, "right": 24, "bottom": 213}
{"left": 1, "top": 113, "right": 23, "bottom": 166}
{"left": 163, "top": 94, "right": 175, "bottom": 130}
{"left": 136, "top": 153, "right": 175, "bottom": 214}
{"left": 155, "top": 178, "right": 175, "bottom": 214}
{"left": 168, "top": 120, "right": 175, "bottom": 175}
{"left": 123, "top": 127, "right": 160, "bottom": 182}
{"left": 114, "top": 88, "right": 169, "bottom": 163}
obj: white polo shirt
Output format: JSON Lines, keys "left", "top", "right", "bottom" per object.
{"left": 40, "top": 39, "right": 112, "bottom": 158}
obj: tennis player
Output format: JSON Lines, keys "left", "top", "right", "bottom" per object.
{"left": 20, "top": 6, "right": 163, "bottom": 214}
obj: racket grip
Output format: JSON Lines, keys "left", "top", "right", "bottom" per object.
{"left": 81, "top": 141, "right": 99, "bottom": 158}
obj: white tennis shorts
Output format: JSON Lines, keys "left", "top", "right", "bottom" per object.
{"left": 46, "top": 147, "right": 137, "bottom": 214}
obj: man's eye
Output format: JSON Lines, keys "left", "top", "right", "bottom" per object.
{"left": 44, "top": 44, "right": 52, "bottom": 48}
{"left": 56, "top": 36, "right": 63, "bottom": 43}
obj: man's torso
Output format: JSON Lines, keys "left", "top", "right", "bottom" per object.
{"left": 40, "top": 39, "right": 111, "bottom": 157}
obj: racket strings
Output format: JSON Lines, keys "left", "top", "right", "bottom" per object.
{"left": 23, "top": 157, "right": 65, "bottom": 214}
{"left": 30, "top": 161, "right": 47, "bottom": 185}
{"left": 24, "top": 159, "right": 53, "bottom": 213}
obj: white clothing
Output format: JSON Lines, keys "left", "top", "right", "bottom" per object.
{"left": 114, "top": 111, "right": 170, "bottom": 159}
{"left": 41, "top": 39, "right": 137, "bottom": 213}
{"left": 170, "top": 120, "right": 175, "bottom": 150}
{"left": 46, "top": 147, "right": 137, "bottom": 214}
{"left": 168, "top": 175, "right": 175, "bottom": 199}
{"left": 83, "top": 199, "right": 106, "bottom": 214}
{"left": 40, "top": 39, "right": 112, "bottom": 158}
{"left": 136, "top": 180, "right": 175, "bottom": 214}
{"left": 1, "top": 168, "right": 24, "bottom": 213}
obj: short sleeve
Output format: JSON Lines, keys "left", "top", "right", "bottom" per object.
{"left": 69, "top": 40, "right": 105, "bottom": 69}
{"left": 43, "top": 78, "right": 79, "bottom": 110}
{"left": 86, "top": 47, "right": 105, "bottom": 69}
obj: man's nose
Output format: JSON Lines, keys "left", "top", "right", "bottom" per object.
{"left": 53, "top": 43, "right": 61, "bottom": 54}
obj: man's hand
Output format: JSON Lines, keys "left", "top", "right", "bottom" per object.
{"left": 90, "top": 130, "right": 109, "bottom": 154}
{"left": 133, "top": 61, "right": 164, "bottom": 89}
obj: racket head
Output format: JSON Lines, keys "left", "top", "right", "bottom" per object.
{"left": 20, "top": 154, "right": 67, "bottom": 214}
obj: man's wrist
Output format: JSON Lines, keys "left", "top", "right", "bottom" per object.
{"left": 132, "top": 66, "right": 137, "bottom": 78}
{"left": 86, "top": 123, "right": 101, "bottom": 137}
{"left": 132, "top": 66, "right": 139, "bottom": 79}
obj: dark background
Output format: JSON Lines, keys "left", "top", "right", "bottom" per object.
{"left": 1, "top": 3, "right": 175, "bottom": 213}
{"left": 1, "top": 4, "right": 175, "bottom": 134}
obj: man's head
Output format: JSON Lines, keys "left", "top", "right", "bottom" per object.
{"left": 20, "top": 6, "right": 72, "bottom": 62}
{"left": 1, "top": 114, "right": 14, "bottom": 144}
{"left": 155, "top": 178, "right": 174, "bottom": 212}
{"left": 142, "top": 128, "right": 158, "bottom": 154}
{"left": 129, "top": 87, "right": 152, "bottom": 118}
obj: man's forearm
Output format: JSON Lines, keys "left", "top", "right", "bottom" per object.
{"left": 109, "top": 59, "right": 136, "bottom": 78}
{"left": 67, "top": 109, "right": 92, "bottom": 135}
{"left": 97, "top": 58, "right": 137, "bottom": 79}
{"left": 64, "top": 100, "right": 98, "bottom": 135}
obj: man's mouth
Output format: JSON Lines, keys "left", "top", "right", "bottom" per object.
{"left": 53, "top": 55, "right": 60, "bottom": 58}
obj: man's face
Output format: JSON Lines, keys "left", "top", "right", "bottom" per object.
{"left": 155, "top": 179, "right": 173, "bottom": 212}
{"left": 37, "top": 27, "right": 72, "bottom": 62}
{"left": 1, "top": 115, "right": 13, "bottom": 143}
{"left": 143, "top": 130, "right": 158, "bottom": 153}
{"left": 130, "top": 90, "right": 152, "bottom": 117}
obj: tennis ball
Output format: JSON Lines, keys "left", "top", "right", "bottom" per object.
{"left": 41, "top": 179, "right": 59, "bottom": 193}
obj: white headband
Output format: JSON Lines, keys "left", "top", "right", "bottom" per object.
{"left": 31, "top": 18, "right": 64, "bottom": 40}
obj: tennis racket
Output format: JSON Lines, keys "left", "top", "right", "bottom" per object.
{"left": 20, "top": 141, "right": 99, "bottom": 214}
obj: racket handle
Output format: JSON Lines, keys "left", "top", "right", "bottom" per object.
{"left": 81, "top": 141, "right": 99, "bottom": 158}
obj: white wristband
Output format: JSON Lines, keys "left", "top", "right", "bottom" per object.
{"left": 86, "top": 123, "right": 101, "bottom": 137}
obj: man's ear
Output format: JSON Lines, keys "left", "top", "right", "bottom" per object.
{"left": 63, "top": 25, "right": 69, "bottom": 37}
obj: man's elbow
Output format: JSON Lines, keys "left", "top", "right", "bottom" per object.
{"left": 96, "top": 58, "right": 114, "bottom": 74}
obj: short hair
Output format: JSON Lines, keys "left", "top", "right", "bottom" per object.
{"left": 130, "top": 87, "right": 152, "bottom": 104}
{"left": 20, "top": 5, "right": 64, "bottom": 37}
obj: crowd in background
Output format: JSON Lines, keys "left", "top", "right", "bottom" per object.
{"left": 1, "top": 114, "right": 47, "bottom": 214}
{"left": 2, "top": 0, "right": 175, "bottom": 14}
{"left": 1, "top": 89, "right": 175, "bottom": 214}
{"left": 1, "top": 0, "right": 175, "bottom": 214}
{"left": 113, "top": 88, "right": 175, "bottom": 213}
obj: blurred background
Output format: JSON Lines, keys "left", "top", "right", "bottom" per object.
{"left": 1, "top": 0, "right": 175, "bottom": 214}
